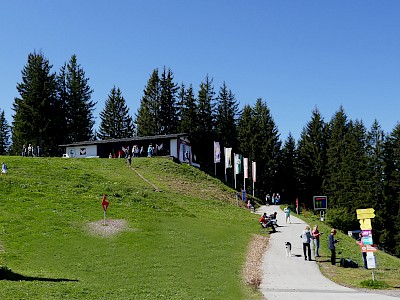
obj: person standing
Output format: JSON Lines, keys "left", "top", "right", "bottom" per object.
{"left": 328, "top": 228, "right": 339, "bottom": 265}
{"left": 301, "top": 225, "right": 312, "bottom": 261}
{"left": 312, "top": 225, "right": 323, "bottom": 257}
{"left": 284, "top": 205, "right": 291, "bottom": 223}
{"left": 22, "top": 145, "right": 26, "bottom": 157}
{"left": 27, "top": 144, "right": 33, "bottom": 157}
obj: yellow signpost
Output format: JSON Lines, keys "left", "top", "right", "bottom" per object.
{"left": 356, "top": 208, "right": 376, "bottom": 280}
{"left": 356, "top": 208, "right": 375, "bottom": 220}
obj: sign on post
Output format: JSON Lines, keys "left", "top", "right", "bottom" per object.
{"left": 356, "top": 208, "right": 375, "bottom": 219}
{"left": 313, "top": 196, "right": 327, "bottom": 210}
{"left": 356, "top": 207, "right": 377, "bottom": 281}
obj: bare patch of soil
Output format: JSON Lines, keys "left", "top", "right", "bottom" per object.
{"left": 86, "top": 219, "right": 132, "bottom": 237}
{"left": 243, "top": 234, "right": 268, "bottom": 288}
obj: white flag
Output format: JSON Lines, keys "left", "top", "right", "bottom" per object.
{"left": 243, "top": 158, "right": 249, "bottom": 178}
{"left": 252, "top": 161, "right": 256, "bottom": 182}
{"left": 214, "top": 141, "right": 221, "bottom": 163}
{"left": 234, "top": 154, "right": 242, "bottom": 175}
{"left": 224, "top": 148, "right": 232, "bottom": 169}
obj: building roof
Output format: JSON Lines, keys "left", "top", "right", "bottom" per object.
{"left": 59, "top": 133, "right": 188, "bottom": 147}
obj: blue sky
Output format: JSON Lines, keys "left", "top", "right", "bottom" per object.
{"left": 1, "top": 1, "right": 400, "bottom": 142}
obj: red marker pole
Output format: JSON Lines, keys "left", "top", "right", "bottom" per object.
{"left": 102, "top": 194, "right": 109, "bottom": 225}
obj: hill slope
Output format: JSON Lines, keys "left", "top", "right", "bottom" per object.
{"left": 0, "top": 156, "right": 262, "bottom": 299}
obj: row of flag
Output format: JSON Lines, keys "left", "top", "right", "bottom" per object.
{"left": 214, "top": 141, "right": 256, "bottom": 182}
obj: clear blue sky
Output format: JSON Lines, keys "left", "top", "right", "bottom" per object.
{"left": 1, "top": 1, "right": 400, "bottom": 142}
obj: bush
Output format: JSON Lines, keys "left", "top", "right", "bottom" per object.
{"left": 360, "top": 279, "right": 389, "bottom": 289}
{"left": 326, "top": 207, "right": 358, "bottom": 232}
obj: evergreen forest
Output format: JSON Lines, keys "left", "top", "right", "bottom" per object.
{"left": 1, "top": 51, "right": 399, "bottom": 257}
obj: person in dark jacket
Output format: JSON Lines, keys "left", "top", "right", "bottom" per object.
{"left": 328, "top": 228, "right": 339, "bottom": 265}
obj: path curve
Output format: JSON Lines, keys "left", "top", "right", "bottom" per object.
{"left": 256, "top": 205, "right": 399, "bottom": 300}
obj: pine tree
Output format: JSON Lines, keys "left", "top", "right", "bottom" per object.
{"left": 12, "top": 51, "right": 61, "bottom": 156}
{"left": 215, "top": 82, "right": 239, "bottom": 150}
{"left": 178, "top": 84, "right": 197, "bottom": 134}
{"left": 237, "top": 105, "right": 253, "bottom": 157}
{"left": 383, "top": 124, "right": 400, "bottom": 256}
{"left": 324, "top": 106, "right": 349, "bottom": 208}
{"left": 237, "top": 99, "right": 280, "bottom": 197}
{"left": 279, "top": 133, "right": 298, "bottom": 203}
{"left": 254, "top": 99, "right": 281, "bottom": 196}
{"left": 191, "top": 75, "right": 216, "bottom": 167}
{"left": 159, "top": 67, "right": 178, "bottom": 134}
{"left": 98, "top": 86, "right": 134, "bottom": 139}
{"left": 58, "top": 54, "right": 96, "bottom": 143}
{"left": 0, "top": 110, "right": 10, "bottom": 155}
{"left": 367, "top": 120, "right": 385, "bottom": 208}
{"left": 136, "top": 69, "right": 160, "bottom": 136}
{"left": 297, "top": 108, "right": 327, "bottom": 208}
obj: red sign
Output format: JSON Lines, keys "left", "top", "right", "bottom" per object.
{"left": 102, "top": 194, "right": 109, "bottom": 211}
{"left": 360, "top": 244, "right": 378, "bottom": 253}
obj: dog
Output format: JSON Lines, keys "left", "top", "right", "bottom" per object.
{"left": 285, "top": 242, "right": 292, "bottom": 257}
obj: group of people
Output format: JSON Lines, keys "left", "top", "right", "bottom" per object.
{"left": 301, "top": 225, "right": 339, "bottom": 264}
{"left": 110, "top": 143, "right": 164, "bottom": 160}
{"left": 259, "top": 212, "right": 278, "bottom": 232}
{"left": 22, "top": 144, "right": 42, "bottom": 157}
{"left": 265, "top": 193, "right": 281, "bottom": 205}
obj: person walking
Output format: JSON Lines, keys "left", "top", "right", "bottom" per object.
{"left": 284, "top": 205, "right": 291, "bottom": 223}
{"left": 312, "top": 225, "right": 323, "bottom": 257}
{"left": 301, "top": 225, "right": 312, "bottom": 261}
{"left": 329, "top": 228, "right": 339, "bottom": 265}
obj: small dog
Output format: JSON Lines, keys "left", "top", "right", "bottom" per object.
{"left": 285, "top": 242, "right": 292, "bottom": 257}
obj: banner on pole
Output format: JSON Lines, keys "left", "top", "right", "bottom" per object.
{"left": 234, "top": 154, "right": 242, "bottom": 175}
{"left": 252, "top": 161, "right": 256, "bottom": 182}
{"left": 214, "top": 142, "right": 221, "bottom": 163}
{"left": 243, "top": 158, "right": 249, "bottom": 178}
{"left": 224, "top": 148, "right": 232, "bottom": 169}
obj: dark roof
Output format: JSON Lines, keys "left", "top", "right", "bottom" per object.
{"left": 59, "top": 133, "right": 188, "bottom": 147}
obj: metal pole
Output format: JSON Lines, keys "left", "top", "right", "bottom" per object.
{"left": 372, "top": 269, "right": 375, "bottom": 281}
{"left": 253, "top": 181, "right": 255, "bottom": 197}
{"left": 103, "top": 210, "right": 106, "bottom": 225}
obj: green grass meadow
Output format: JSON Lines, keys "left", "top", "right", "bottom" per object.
{"left": 0, "top": 156, "right": 263, "bottom": 299}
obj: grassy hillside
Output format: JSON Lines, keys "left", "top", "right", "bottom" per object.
{"left": 0, "top": 156, "right": 262, "bottom": 299}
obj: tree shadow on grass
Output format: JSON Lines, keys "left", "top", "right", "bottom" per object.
{"left": 0, "top": 267, "right": 79, "bottom": 282}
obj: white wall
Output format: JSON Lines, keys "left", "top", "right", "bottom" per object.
{"left": 170, "top": 138, "right": 178, "bottom": 158}
{"left": 65, "top": 145, "right": 98, "bottom": 158}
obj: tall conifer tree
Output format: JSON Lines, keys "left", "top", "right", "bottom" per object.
{"left": 178, "top": 84, "right": 197, "bottom": 134}
{"left": 12, "top": 51, "right": 61, "bottom": 155}
{"left": 297, "top": 108, "right": 327, "bottom": 207}
{"left": 383, "top": 124, "right": 400, "bottom": 255}
{"left": 192, "top": 75, "right": 215, "bottom": 167}
{"left": 0, "top": 110, "right": 10, "bottom": 155}
{"left": 98, "top": 86, "right": 134, "bottom": 139}
{"left": 58, "top": 54, "right": 96, "bottom": 143}
{"left": 136, "top": 69, "right": 160, "bottom": 136}
{"left": 215, "top": 82, "right": 239, "bottom": 150}
{"left": 159, "top": 67, "right": 178, "bottom": 134}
